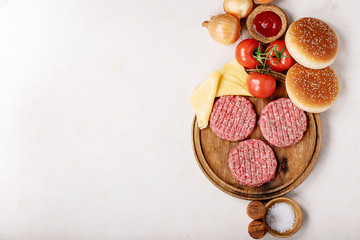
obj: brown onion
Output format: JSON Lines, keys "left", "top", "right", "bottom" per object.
{"left": 223, "top": 0, "right": 253, "bottom": 19}
{"left": 254, "top": 0, "right": 275, "bottom": 4}
{"left": 202, "top": 14, "right": 241, "bottom": 45}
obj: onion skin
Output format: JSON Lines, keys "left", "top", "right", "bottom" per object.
{"left": 202, "top": 14, "right": 241, "bottom": 45}
{"left": 223, "top": 0, "right": 253, "bottom": 19}
{"left": 254, "top": 0, "right": 275, "bottom": 4}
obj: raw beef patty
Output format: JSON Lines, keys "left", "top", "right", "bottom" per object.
{"left": 209, "top": 96, "right": 256, "bottom": 141}
{"left": 228, "top": 139, "right": 277, "bottom": 187}
{"left": 259, "top": 98, "right": 307, "bottom": 148}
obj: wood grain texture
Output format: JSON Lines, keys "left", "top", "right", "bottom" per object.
{"left": 191, "top": 70, "right": 322, "bottom": 200}
{"left": 247, "top": 201, "right": 266, "bottom": 220}
{"left": 248, "top": 220, "right": 266, "bottom": 239}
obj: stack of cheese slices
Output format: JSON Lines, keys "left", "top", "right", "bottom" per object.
{"left": 189, "top": 59, "right": 251, "bottom": 129}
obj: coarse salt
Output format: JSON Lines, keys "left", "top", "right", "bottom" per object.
{"left": 266, "top": 202, "right": 295, "bottom": 233}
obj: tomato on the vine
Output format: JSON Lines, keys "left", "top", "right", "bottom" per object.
{"left": 235, "top": 39, "right": 263, "bottom": 69}
{"left": 266, "top": 40, "right": 294, "bottom": 72}
{"left": 247, "top": 73, "right": 276, "bottom": 98}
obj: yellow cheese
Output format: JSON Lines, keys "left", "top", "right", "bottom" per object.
{"left": 189, "top": 70, "right": 221, "bottom": 129}
{"left": 221, "top": 63, "right": 249, "bottom": 86}
{"left": 229, "top": 58, "right": 239, "bottom": 65}
{"left": 221, "top": 73, "right": 247, "bottom": 89}
{"left": 189, "top": 59, "right": 252, "bottom": 129}
{"left": 216, "top": 76, "right": 252, "bottom": 97}
{"left": 219, "top": 60, "right": 252, "bottom": 96}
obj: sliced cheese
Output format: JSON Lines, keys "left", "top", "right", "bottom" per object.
{"left": 221, "top": 63, "right": 249, "bottom": 85}
{"left": 221, "top": 73, "right": 247, "bottom": 89}
{"left": 216, "top": 76, "right": 252, "bottom": 97}
{"left": 229, "top": 58, "right": 239, "bottom": 65}
{"left": 218, "top": 61, "right": 252, "bottom": 96}
{"left": 189, "top": 59, "right": 252, "bottom": 130}
{"left": 189, "top": 70, "right": 221, "bottom": 129}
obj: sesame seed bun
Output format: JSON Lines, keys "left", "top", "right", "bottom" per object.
{"left": 286, "top": 63, "right": 340, "bottom": 113}
{"left": 285, "top": 17, "right": 338, "bottom": 69}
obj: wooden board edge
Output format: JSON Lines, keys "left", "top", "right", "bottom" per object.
{"left": 250, "top": 112, "right": 317, "bottom": 195}
{"left": 192, "top": 116, "right": 234, "bottom": 192}
{"left": 251, "top": 113, "right": 322, "bottom": 200}
{"left": 275, "top": 113, "right": 322, "bottom": 193}
{"left": 191, "top": 113, "right": 322, "bottom": 200}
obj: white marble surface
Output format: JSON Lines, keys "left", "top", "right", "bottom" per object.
{"left": 0, "top": 0, "right": 359, "bottom": 239}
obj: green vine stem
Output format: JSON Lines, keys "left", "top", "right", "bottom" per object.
{"left": 252, "top": 44, "right": 291, "bottom": 74}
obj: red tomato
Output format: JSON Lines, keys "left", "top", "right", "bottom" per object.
{"left": 266, "top": 40, "right": 294, "bottom": 72}
{"left": 235, "top": 39, "right": 263, "bottom": 69}
{"left": 247, "top": 73, "right": 276, "bottom": 98}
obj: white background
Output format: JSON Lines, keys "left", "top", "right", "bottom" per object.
{"left": 0, "top": 0, "right": 359, "bottom": 239}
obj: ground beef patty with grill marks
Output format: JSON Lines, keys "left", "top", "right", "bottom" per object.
{"left": 228, "top": 139, "right": 277, "bottom": 187}
{"left": 259, "top": 98, "right": 307, "bottom": 148}
{"left": 209, "top": 96, "right": 256, "bottom": 141}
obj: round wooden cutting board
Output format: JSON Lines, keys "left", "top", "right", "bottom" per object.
{"left": 192, "top": 70, "right": 322, "bottom": 200}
